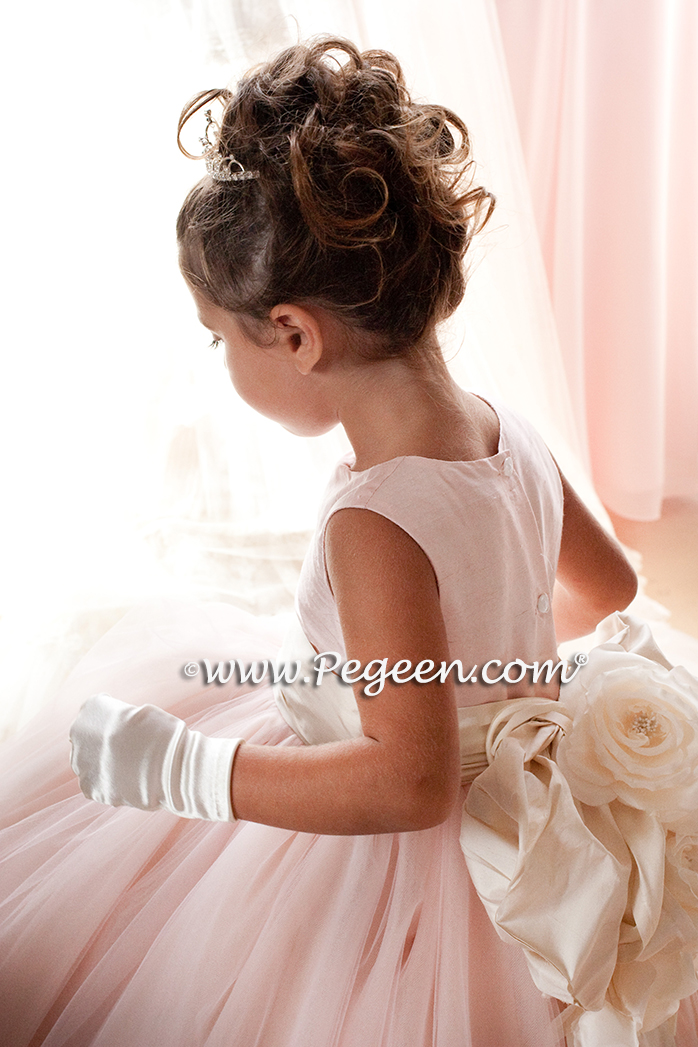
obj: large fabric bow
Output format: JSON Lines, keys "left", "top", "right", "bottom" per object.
{"left": 461, "top": 614, "right": 698, "bottom": 1047}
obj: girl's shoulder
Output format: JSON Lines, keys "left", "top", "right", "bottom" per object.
{"left": 312, "top": 398, "right": 564, "bottom": 592}
{"left": 297, "top": 397, "right": 564, "bottom": 658}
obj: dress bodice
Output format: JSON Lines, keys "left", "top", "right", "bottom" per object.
{"left": 294, "top": 399, "right": 564, "bottom": 708}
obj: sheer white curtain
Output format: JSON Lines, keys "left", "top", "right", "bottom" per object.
{"left": 495, "top": 0, "right": 698, "bottom": 520}
{"left": 0, "top": 0, "right": 601, "bottom": 735}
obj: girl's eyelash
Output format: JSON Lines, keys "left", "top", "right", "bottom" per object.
{"left": 209, "top": 338, "right": 222, "bottom": 350}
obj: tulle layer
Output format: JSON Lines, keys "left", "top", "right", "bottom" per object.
{"left": 0, "top": 601, "right": 694, "bottom": 1046}
{"left": 0, "top": 600, "right": 567, "bottom": 1046}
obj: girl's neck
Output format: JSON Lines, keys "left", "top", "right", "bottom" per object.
{"left": 335, "top": 339, "right": 498, "bottom": 472}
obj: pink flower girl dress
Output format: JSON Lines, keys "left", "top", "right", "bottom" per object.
{"left": 2, "top": 400, "right": 698, "bottom": 1047}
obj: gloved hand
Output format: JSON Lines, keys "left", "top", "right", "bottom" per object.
{"left": 69, "top": 693, "right": 243, "bottom": 821}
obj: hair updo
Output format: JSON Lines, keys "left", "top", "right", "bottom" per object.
{"left": 177, "top": 37, "right": 494, "bottom": 358}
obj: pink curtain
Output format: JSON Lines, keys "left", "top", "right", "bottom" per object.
{"left": 495, "top": 0, "right": 698, "bottom": 519}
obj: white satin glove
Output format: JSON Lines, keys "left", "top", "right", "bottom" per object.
{"left": 69, "top": 693, "right": 243, "bottom": 821}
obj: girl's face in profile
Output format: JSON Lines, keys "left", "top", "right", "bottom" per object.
{"left": 190, "top": 288, "right": 338, "bottom": 438}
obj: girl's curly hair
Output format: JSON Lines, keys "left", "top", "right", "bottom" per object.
{"left": 177, "top": 37, "right": 494, "bottom": 357}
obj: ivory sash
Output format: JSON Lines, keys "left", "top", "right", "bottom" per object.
{"left": 274, "top": 614, "right": 698, "bottom": 1047}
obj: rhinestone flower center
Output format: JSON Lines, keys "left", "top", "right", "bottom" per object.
{"left": 627, "top": 709, "right": 662, "bottom": 739}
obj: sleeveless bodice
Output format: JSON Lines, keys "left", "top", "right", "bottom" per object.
{"left": 295, "top": 400, "right": 564, "bottom": 707}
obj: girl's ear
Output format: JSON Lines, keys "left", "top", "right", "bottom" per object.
{"left": 269, "top": 304, "right": 324, "bottom": 375}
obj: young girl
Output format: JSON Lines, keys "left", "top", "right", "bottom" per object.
{"left": 2, "top": 36, "right": 697, "bottom": 1047}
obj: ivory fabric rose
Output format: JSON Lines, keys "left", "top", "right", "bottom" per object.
{"left": 557, "top": 662, "right": 698, "bottom": 826}
{"left": 667, "top": 832, "right": 698, "bottom": 898}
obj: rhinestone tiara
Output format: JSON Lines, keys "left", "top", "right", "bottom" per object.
{"left": 205, "top": 155, "right": 259, "bottom": 182}
{"left": 201, "top": 110, "right": 259, "bottom": 184}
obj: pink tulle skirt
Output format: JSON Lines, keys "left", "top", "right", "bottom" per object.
{"left": 0, "top": 601, "right": 696, "bottom": 1046}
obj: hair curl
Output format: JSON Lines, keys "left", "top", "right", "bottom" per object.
{"left": 177, "top": 37, "right": 494, "bottom": 357}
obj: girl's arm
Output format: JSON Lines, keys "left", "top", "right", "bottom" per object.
{"left": 231, "top": 508, "right": 461, "bottom": 834}
{"left": 553, "top": 469, "right": 638, "bottom": 641}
